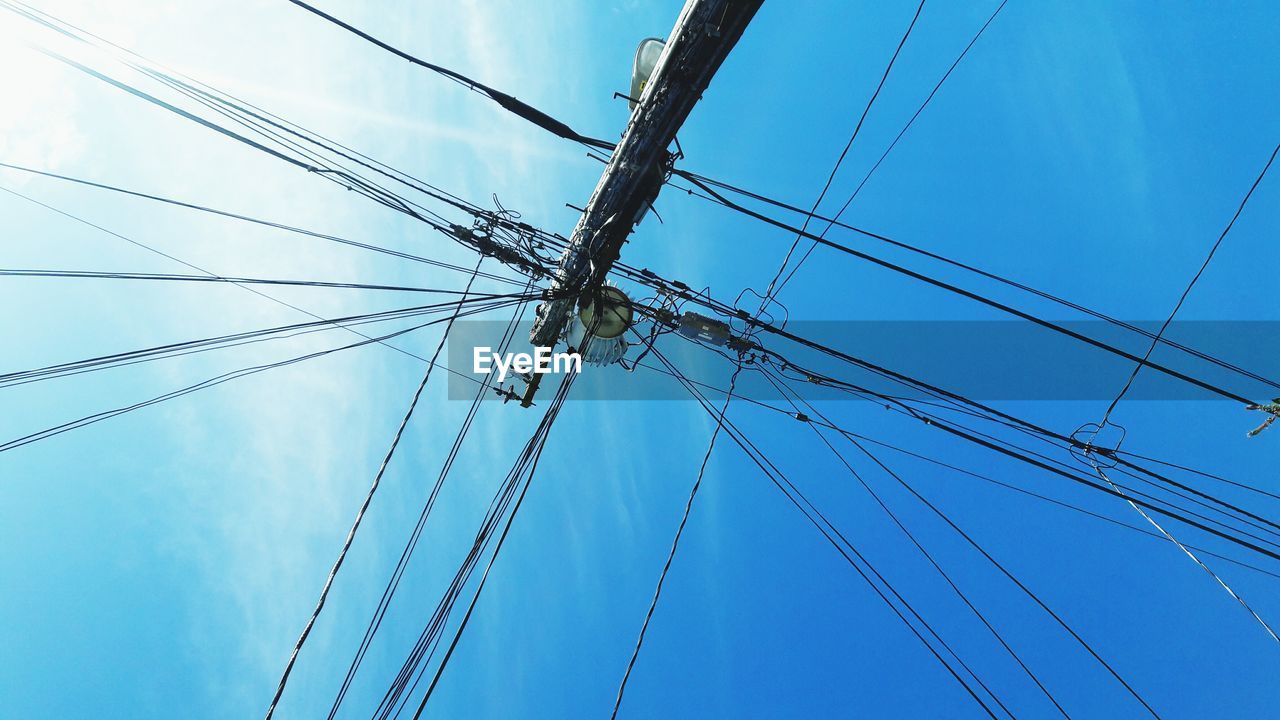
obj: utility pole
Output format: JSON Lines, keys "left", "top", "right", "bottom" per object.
{"left": 528, "top": 0, "right": 764, "bottom": 360}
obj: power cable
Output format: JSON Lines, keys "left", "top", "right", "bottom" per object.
{"left": 609, "top": 364, "right": 743, "bottom": 720}
{"left": 1098, "top": 138, "right": 1280, "bottom": 425}
{"left": 326, "top": 282, "right": 534, "bottom": 719}
{"left": 773, "top": 0, "right": 1011, "bottom": 295}
{"left": 0, "top": 268, "right": 496, "bottom": 294}
{"left": 651, "top": 347, "right": 1006, "bottom": 719}
{"left": 760, "top": 369, "right": 1070, "bottom": 719}
{"left": 263, "top": 259, "right": 486, "bottom": 720}
{"left": 283, "top": 0, "right": 615, "bottom": 152}
{"left": 756, "top": 0, "right": 926, "bottom": 314}
{"left": 0, "top": 295, "right": 532, "bottom": 455}
{"left": 634, "top": 357, "right": 1280, "bottom": 580}
{"left": 681, "top": 173, "right": 1260, "bottom": 406}
{"left": 407, "top": 372, "right": 580, "bottom": 719}
{"left": 0, "top": 161, "right": 527, "bottom": 287}
{"left": 666, "top": 170, "right": 1280, "bottom": 395}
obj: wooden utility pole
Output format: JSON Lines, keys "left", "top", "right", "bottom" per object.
{"left": 528, "top": 0, "right": 764, "bottom": 353}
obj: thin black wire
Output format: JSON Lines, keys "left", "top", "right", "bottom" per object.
{"left": 1114, "top": 450, "right": 1280, "bottom": 503}
{"left": 761, "top": 369, "right": 1070, "bottom": 719}
{"left": 850, "top": 435, "right": 1164, "bottom": 717}
{"left": 407, "top": 372, "right": 580, "bottom": 719}
{"left": 634, "top": 357, "right": 1280, "bottom": 581}
{"left": 3, "top": 0, "right": 471, "bottom": 227}
{"left": 651, "top": 347, "right": 1004, "bottom": 718}
{"left": 667, "top": 170, "right": 1280, "bottom": 395}
{"left": 609, "top": 364, "right": 742, "bottom": 720}
{"left": 326, "top": 282, "right": 533, "bottom": 719}
{"left": 0, "top": 295, "right": 530, "bottom": 389}
{"left": 757, "top": 0, "right": 926, "bottom": 313}
{"left": 263, "top": 259, "right": 485, "bottom": 720}
{"left": 755, "top": 369, "right": 1161, "bottom": 717}
{"left": 634, "top": 274, "right": 1280, "bottom": 555}
{"left": 0, "top": 296, "right": 528, "bottom": 455}
{"left": 0, "top": 268, "right": 490, "bottom": 294}
{"left": 625, "top": 265, "right": 1280, "bottom": 555}
{"left": 627, "top": 270, "right": 1280, "bottom": 562}
{"left": 2, "top": 0, "right": 490, "bottom": 220}
{"left": 736, "top": 332, "right": 1280, "bottom": 564}
{"left": 283, "top": 0, "right": 614, "bottom": 152}
{"left": 774, "top": 0, "right": 1011, "bottom": 295}
{"left": 25, "top": 41, "right": 467, "bottom": 237}
{"left": 682, "top": 173, "right": 1259, "bottom": 406}
{"left": 0, "top": 183, "right": 519, "bottom": 379}
{"left": 1099, "top": 137, "right": 1280, "bottom": 424}
{"left": 372, "top": 369, "right": 579, "bottom": 720}
{"left": 0, "top": 161, "right": 527, "bottom": 287}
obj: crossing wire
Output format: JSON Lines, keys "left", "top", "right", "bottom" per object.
{"left": 773, "top": 0, "right": 1011, "bottom": 296}
{"left": 1097, "top": 137, "right": 1280, "bottom": 425}
{"left": 633, "top": 355, "right": 1280, "bottom": 581}
{"left": 742, "top": 368, "right": 1165, "bottom": 717}
{"left": 2, "top": 0, "right": 491, "bottom": 220}
{"left": 406, "top": 371, "right": 581, "bottom": 719}
{"left": 681, "top": 173, "right": 1261, "bottom": 406}
{"left": 620, "top": 260, "right": 1280, "bottom": 560}
{"left": 1066, "top": 137, "right": 1280, "bottom": 647}
{"left": 750, "top": 342, "right": 1280, "bottom": 564}
{"left": 756, "top": 0, "right": 926, "bottom": 314}
{"left": 0, "top": 268, "right": 494, "bottom": 294}
{"left": 325, "top": 282, "right": 534, "bottom": 720}
{"left": 0, "top": 161, "right": 528, "bottom": 287}
{"left": 0, "top": 295, "right": 530, "bottom": 455}
{"left": 649, "top": 347, "right": 1005, "bottom": 719}
{"left": 625, "top": 264, "right": 1280, "bottom": 547}
{"left": 760, "top": 369, "right": 1071, "bottom": 719}
{"left": 262, "top": 261, "right": 486, "bottom": 719}
{"left": 609, "top": 364, "right": 743, "bottom": 720}
{"left": 621, "top": 264, "right": 1280, "bottom": 565}
{"left": 367, "top": 368, "right": 579, "bottom": 720}
{"left": 0, "top": 182, "right": 528, "bottom": 381}
{"left": 666, "top": 170, "right": 1280, "bottom": 395}
{"left": 3, "top": 0, "right": 487, "bottom": 229}
{"left": 283, "top": 0, "right": 615, "bottom": 152}
{"left": 0, "top": 298, "right": 521, "bottom": 390}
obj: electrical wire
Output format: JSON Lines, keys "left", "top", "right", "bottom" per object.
{"left": 609, "top": 364, "right": 743, "bottom": 720}
{"left": 263, "top": 259, "right": 486, "bottom": 720}
{"left": 283, "top": 0, "right": 614, "bottom": 152}
{"left": 0, "top": 268, "right": 496, "bottom": 294}
{"left": 0, "top": 294, "right": 534, "bottom": 390}
{"left": 325, "top": 281, "right": 534, "bottom": 719}
{"left": 633, "top": 357, "right": 1280, "bottom": 581}
{"left": 1098, "top": 138, "right": 1280, "bottom": 425}
{"left": 755, "top": 0, "right": 926, "bottom": 315}
{"left": 681, "top": 173, "right": 1261, "bottom": 406}
{"left": 760, "top": 369, "right": 1071, "bottom": 719}
{"left": 649, "top": 346, "right": 1006, "bottom": 718}
{"left": 0, "top": 295, "right": 532, "bottom": 455}
{"left": 666, "top": 171, "right": 1280, "bottom": 395}
{"left": 773, "top": 0, "right": 1011, "bottom": 295}
{"left": 407, "top": 371, "right": 580, "bottom": 719}
{"left": 0, "top": 161, "right": 528, "bottom": 287}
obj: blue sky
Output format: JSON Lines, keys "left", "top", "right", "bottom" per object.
{"left": 2, "top": 1, "right": 1279, "bottom": 718}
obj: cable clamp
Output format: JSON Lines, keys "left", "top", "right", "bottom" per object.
{"left": 1246, "top": 398, "right": 1280, "bottom": 438}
